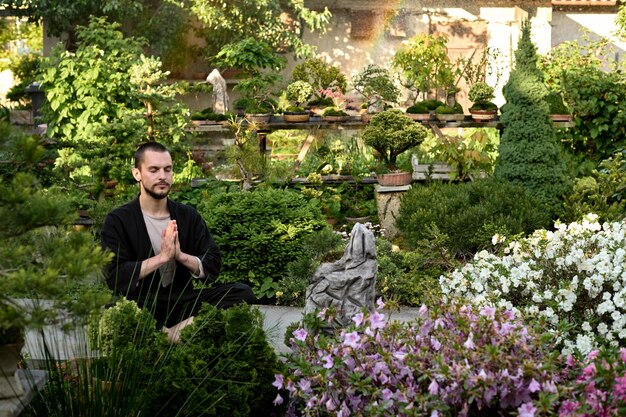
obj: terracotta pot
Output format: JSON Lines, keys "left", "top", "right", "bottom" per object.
{"left": 377, "top": 171, "right": 412, "bottom": 186}
{"left": 470, "top": 109, "right": 498, "bottom": 122}
{"left": 284, "top": 113, "right": 310, "bottom": 123}
{"left": 549, "top": 114, "right": 573, "bottom": 122}
{"left": 361, "top": 113, "right": 376, "bottom": 123}
{"left": 245, "top": 113, "right": 271, "bottom": 124}
{"left": 435, "top": 113, "right": 466, "bottom": 122}
{"left": 405, "top": 113, "right": 431, "bottom": 121}
{"left": 0, "top": 342, "right": 24, "bottom": 399}
{"left": 322, "top": 115, "right": 349, "bottom": 122}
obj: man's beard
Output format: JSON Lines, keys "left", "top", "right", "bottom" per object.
{"left": 144, "top": 183, "right": 170, "bottom": 200}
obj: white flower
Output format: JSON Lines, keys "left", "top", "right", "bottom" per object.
{"left": 575, "top": 334, "right": 594, "bottom": 356}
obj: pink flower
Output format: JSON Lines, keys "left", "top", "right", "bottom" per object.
{"left": 620, "top": 348, "right": 626, "bottom": 363}
{"left": 428, "top": 379, "right": 439, "bottom": 395}
{"left": 298, "top": 379, "right": 311, "bottom": 392}
{"left": 321, "top": 354, "right": 334, "bottom": 369}
{"left": 431, "top": 337, "right": 442, "bottom": 351}
{"left": 293, "top": 328, "right": 308, "bottom": 341}
{"left": 273, "top": 393, "right": 283, "bottom": 406}
{"left": 369, "top": 311, "right": 386, "bottom": 330}
{"left": 343, "top": 331, "right": 361, "bottom": 348}
{"left": 464, "top": 332, "right": 475, "bottom": 350}
{"left": 528, "top": 379, "right": 541, "bottom": 393}
{"left": 583, "top": 363, "right": 596, "bottom": 377}
{"left": 518, "top": 402, "right": 536, "bottom": 417}
{"left": 543, "top": 380, "right": 557, "bottom": 393}
{"left": 480, "top": 305, "right": 496, "bottom": 319}
{"left": 272, "top": 374, "right": 283, "bottom": 389}
{"left": 376, "top": 298, "right": 385, "bottom": 309}
{"left": 352, "top": 312, "right": 364, "bottom": 326}
{"left": 419, "top": 304, "right": 428, "bottom": 316}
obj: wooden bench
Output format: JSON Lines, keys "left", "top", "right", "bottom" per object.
{"left": 412, "top": 157, "right": 452, "bottom": 181}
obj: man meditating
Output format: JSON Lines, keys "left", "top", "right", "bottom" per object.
{"left": 101, "top": 142, "right": 255, "bottom": 341}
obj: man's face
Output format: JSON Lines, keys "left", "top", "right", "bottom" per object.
{"left": 133, "top": 150, "right": 173, "bottom": 200}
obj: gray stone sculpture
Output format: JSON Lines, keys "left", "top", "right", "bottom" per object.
{"left": 207, "top": 69, "right": 228, "bottom": 114}
{"left": 305, "top": 223, "right": 377, "bottom": 327}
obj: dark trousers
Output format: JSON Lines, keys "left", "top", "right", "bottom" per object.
{"left": 138, "top": 283, "right": 256, "bottom": 328}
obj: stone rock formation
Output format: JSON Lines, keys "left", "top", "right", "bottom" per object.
{"left": 305, "top": 223, "right": 377, "bottom": 327}
{"left": 207, "top": 69, "right": 228, "bottom": 115}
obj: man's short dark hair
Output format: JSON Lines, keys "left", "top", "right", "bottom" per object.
{"left": 134, "top": 142, "right": 169, "bottom": 168}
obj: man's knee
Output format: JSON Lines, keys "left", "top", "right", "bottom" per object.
{"left": 232, "top": 283, "right": 256, "bottom": 304}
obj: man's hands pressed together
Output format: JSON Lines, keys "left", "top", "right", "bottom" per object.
{"left": 160, "top": 219, "right": 178, "bottom": 263}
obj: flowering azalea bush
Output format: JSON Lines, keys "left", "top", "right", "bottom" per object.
{"left": 557, "top": 347, "right": 626, "bottom": 416}
{"left": 440, "top": 214, "right": 626, "bottom": 355}
{"left": 275, "top": 300, "right": 563, "bottom": 417}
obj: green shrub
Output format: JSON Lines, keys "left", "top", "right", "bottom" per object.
{"left": 375, "top": 238, "right": 444, "bottom": 307}
{"left": 405, "top": 101, "right": 430, "bottom": 114}
{"left": 151, "top": 303, "right": 284, "bottom": 417}
{"left": 322, "top": 107, "right": 348, "bottom": 117}
{"left": 276, "top": 227, "right": 344, "bottom": 307}
{"left": 545, "top": 91, "right": 569, "bottom": 114}
{"left": 422, "top": 99, "right": 445, "bottom": 110}
{"left": 396, "top": 178, "right": 551, "bottom": 259}
{"left": 495, "top": 20, "right": 571, "bottom": 218}
{"left": 199, "top": 188, "right": 328, "bottom": 299}
{"left": 563, "top": 149, "right": 626, "bottom": 223}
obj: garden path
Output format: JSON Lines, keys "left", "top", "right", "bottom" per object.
{"left": 22, "top": 304, "right": 423, "bottom": 364}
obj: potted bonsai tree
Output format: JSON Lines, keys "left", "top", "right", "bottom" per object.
{"left": 468, "top": 81, "right": 498, "bottom": 121}
{"left": 320, "top": 86, "right": 351, "bottom": 122}
{"left": 545, "top": 91, "right": 572, "bottom": 122}
{"left": 351, "top": 64, "right": 399, "bottom": 123}
{"left": 216, "top": 38, "right": 284, "bottom": 123}
{"left": 434, "top": 101, "right": 465, "bottom": 122}
{"left": 362, "top": 109, "right": 430, "bottom": 186}
{"left": 292, "top": 57, "right": 347, "bottom": 115}
{"left": 392, "top": 34, "right": 458, "bottom": 106}
{"left": 284, "top": 80, "right": 314, "bottom": 122}
{"left": 405, "top": 99, "right": 444, "bottom": 121}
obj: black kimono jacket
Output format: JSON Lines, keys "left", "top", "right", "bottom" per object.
{"left": 100, "top": 197, "right": 221, "bottom": 309}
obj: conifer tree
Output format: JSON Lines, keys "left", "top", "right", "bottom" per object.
{"left": 494, "top": 20, "right": 570, "bottom": 217}
{"left": 0, "top": 123, "right": 111, "bottom": 332}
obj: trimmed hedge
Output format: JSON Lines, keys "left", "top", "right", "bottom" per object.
{"left": 396, "top": 178, "right": 551, "bottom": 258}
{"left": 199, "top": 188, "right": 327, "bottom": 298}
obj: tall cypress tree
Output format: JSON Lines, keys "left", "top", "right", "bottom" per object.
{"left": 495, "top": 20, "right": 570, "bottom": 217}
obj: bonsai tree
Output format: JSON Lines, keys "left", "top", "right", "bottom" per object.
{"left": 362, "top": 109, "right": 430, "bottom": 170}
{"left": 351, "top": 64, "right": 399, "bottom": 113}
{"left": 216, "top": 37, "right": 285, "bottom": 112}
{"left": 286, "top": 80, "right": 314, "bottom": 113}
{"left": 435, "top": 102, "right": 464, "bottom": 115}
{"left": 495, "top": 20, "right": 570, "bottom": 217}
{"left": 406, "top": 99, "right": 444, "bottom": 114}
{"left": 292, "top": 57, "right": 347, "bottom": 105}
{"left": 545, "top": 91, "right": 569, "bottom": 115}
{"left": 392, "top": 33, "right": 458, "bottom": 103}
{"left": 468, "top": 82, "right": 498, "bottom": 111}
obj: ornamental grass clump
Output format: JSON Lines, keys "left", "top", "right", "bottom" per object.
{"left": 275, "top": 300, "right": 562, "bottom": 417}
{"left": 440, "top": 213, "right": 626, "bottom": 356}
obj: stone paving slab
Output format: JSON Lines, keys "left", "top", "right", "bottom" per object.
{"left": 23, "top": 305, "right": 422, "bottom": 360}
